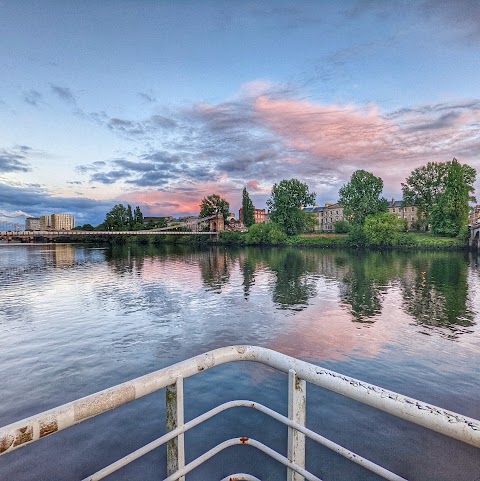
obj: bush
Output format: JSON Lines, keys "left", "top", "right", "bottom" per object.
{"left": 457, "top": 225, "right": 470, "bottom": 243}
{"left": 346, "top": 226, "right": 368, "bottom": 248}
{"left": 245, "top": 223, "right": 287, "bottom": 245}
{"left": 219, "top": 231, "right": 245, "bottom": 245}
{"left": 334, "top": 220, "right": 350, "bottom": 234}
{"left": 364, "top": 213, "right": 404, "bottom": 246}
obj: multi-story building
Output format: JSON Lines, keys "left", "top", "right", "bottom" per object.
{"left": 39, "top": 214, "right": 75, "bottom": 230}
{"left": 388, "top": 199, "right": 419, "bottom": 229}
{"left": 39, "top": 215, "right": 52, "bottom": 230}
{"left": 51, "top": 213, "right": 75, "bottom": 230}
{"left": 304, "top": 199, "right": 419, "bottom": 232}
{"left": 303, "top": 203, "right": 346, "bottom": 232}
{"left": 239, "top": 208, "right": 267, "bottom": 224}
{"left": 25, "top": 217, "right": 41, "bottom": 231}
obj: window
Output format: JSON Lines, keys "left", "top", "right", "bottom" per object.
{"left": 392, "top": 208, "right": 395, "bottom": 212}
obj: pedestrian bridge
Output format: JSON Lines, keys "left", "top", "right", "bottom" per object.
{"left": 0, "top": 215, "right": 225, "bottom": 242}
{"left": 0, "top": 346, "right": 478, "bottom": 480}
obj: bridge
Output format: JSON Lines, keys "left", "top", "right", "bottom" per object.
{"left": 0, "top": 214, "right": 225, "bottom": 242}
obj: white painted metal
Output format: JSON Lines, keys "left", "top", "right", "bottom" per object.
{"left": 1, "top": 345, "right": 479, "bottom": 480}
{"left": 219, "top": 474, "right": 262, "bottom": 481}
{"left": 287, "top": 369, "right": 306, "bottom": 481}
{"left": 80, "top": 400, "right": 408, "bottom": 481}
{"left": 166, "top": 376, "right": 185, "bottom": 481}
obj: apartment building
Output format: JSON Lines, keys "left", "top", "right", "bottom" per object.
{"left": 303, "top": 203, "right": 346, "bottom": 232}
{"left": 239, "top": 207, "right": 267, "bottom": 224}
{"left": 25, "top": 217, "right": 41, "bottom": 231}
{"left": 39, "top": 213, "right": 75, "bottom": 230}
{"left": 388, "top": 199, "right": 419, "bottom": 229}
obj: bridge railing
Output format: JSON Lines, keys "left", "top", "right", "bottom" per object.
{"left": 1, "top": 346, "right": 479, "bottom": 480}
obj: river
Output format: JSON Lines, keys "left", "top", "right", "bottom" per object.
{"left": 0, "top": 243, "right": 479, "bottom": 481}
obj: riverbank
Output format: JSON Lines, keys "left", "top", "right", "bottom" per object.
{"left": 9, "top": 230, "right": 469, "bottom": 250}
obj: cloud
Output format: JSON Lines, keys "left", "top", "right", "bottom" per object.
{"left": 0, "top": 182, "right": 119, "bottom": 225}
{"left": 0, "top": 147, "right": 32, "bottom": 173}
{"left": 24, "top": 90, "right": 42, "bottom": 107}
{"left": 50, "top": 84, "right": 77, "bottom": 104}
{"left": 88, "top": 111, "right": 177, "bottom": 139}
{"left": 138, "top": 92, "right": 157, "bottom": 103}
{"left": 0, "top": 209, "right": 32, "bottom": 218}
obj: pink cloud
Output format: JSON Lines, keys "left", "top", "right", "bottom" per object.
{"left": 254, "top": 95, "right": 480, "bottom": 194}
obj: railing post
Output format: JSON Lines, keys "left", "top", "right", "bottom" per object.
{"left": 287, "top": 369, "right": 306, "bottom": 481}
{"left": 166, "top": 375, "right": 185, "bottom": 481}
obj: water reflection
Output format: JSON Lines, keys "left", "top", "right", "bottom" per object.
{"left": 17, "top": 244, "right": 475, "bottom": 338}
{"left": 401, "top": 253, "right": 474, "bottom": 337}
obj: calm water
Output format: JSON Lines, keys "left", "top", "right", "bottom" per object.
{"left": 0, "top": 243, "right": 479, "bottom": 481}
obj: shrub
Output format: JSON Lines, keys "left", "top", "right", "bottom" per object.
{"left": 245, "top": 223, "right": 287, "bottom": 245}
{"left": 334, "top": 220, "right": 350, "bottom": 234}
{"left": 364, "top": 213, "right": 405, "bottom": 246}
{"left": 219, "top": 231, "right": 245, "bottom": 245}
{"left": 346, "top": 226, "right": 368, "bottom": 248}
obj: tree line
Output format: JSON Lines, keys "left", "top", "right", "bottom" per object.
{"left": 79, "top": 158, "right": 476, "bottom": 245}
{"left": 200, "top": 158, "right": 476, "bottom": 246}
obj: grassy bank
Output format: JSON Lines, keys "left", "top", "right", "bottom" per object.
{"left": 55, "top": 230, "right": 467, "bottom": 250}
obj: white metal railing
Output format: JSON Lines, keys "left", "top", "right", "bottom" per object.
{"left": 1, "top": 345, "right": 479, "bottom": 480}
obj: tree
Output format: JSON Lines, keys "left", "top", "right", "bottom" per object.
{"left": 266, "top": 179, "right": 316, "bottom": 236}
{"left": 364, "top": 213, "right": 405, "bottom": 246}
{"left": 104, "top": 204, "right": 129, "bottom": 230}
{"left": 402, "top": 160, "right": 476, "bottom": 226}
{"left": 199, "top": 194, "right": 230, "bottom": 221}
{"left": 241, "top": 187, "right": 255, "bottom": 227}
{"left": 339, "top": 170, "right": 388, "bottom": 226}
{"left": 134, "top": 206, "right": 143, "bottom": 225}
{"left": 127, "top": 204, "right": 134, "bottom": 229}
{"left": 431, "top": 160, "right": 474, "bottom": 236}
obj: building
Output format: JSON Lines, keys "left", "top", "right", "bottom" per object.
{"left": 39, "top": 213, "right": 75, "bottom": 230}
{"left": 51, "top": 213, "right": 75, "bottom": 230}
{"left": 25, "top": 217, "right": 41, "bottom": 231}
{"left": 388, "top": 199, "right": 419, "bottom": 229}
{"left": 470, "top": 205, "right": 480, "bottom": 225}
{"left": 303, "top": 203, "right": 346, "bottom": 232}
{"left": 239, "top": 208, "right": 267, "bottom": 224}
{"left": 39, "top": 215, "right": 52, "bottom": 230}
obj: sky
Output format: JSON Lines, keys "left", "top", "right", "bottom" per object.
{"left": 1, "top": 0, "right": 480, "bottom": 226}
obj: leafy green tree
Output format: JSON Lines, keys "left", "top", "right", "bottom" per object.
{"left": 266, "top": 179, "right": 316, "bottom": 236}
{"left": 199, "top": 194, "right": 230, "bottom": 221}
{"left": 339, "top": 170, "right": 388, "bottom": 226}
{"left": 364, "top": 213, "right": 405, "bottom": 246}
{"left": 304, "top": 212, "right": 319, "bottom": 233}
{"left": 241, "top": 187, "right": 255, "bottom": 227}
{"left": 127, "top": 204, "right": 134, "bottom": 229}
{"left": 431, "top": 160, "right": 474, "bottom": 236}
{"left": 134, "top": 206, "right": 144, "bottom": 227}
{"left": 402, "top": 160, "right": 476, "bottom": 226}
{"left": 104, "top": 204, "right": 129, "bottom": 230}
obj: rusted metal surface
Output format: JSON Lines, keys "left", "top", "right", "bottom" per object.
{"left": 166, "top": 376, "right": 185, "bottom": 481}
{"left": 80, "top": 399, "right": 408, "bottom": 481}
{"left": 1, "top": 345, "right": 480, "bottom": 480}
{"left": 162, "top": 437, "right": 322, "bottom": 481}
{"left": 288, "top": 369, "right": 306, "bottom": 481}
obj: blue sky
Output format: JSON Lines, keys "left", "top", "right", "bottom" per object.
{"left": 1, "top": 0, "right": 480, "bottom": 226}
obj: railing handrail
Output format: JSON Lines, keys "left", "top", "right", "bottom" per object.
{"left": 1, "top": 345, "right": 480, "bottom": 459}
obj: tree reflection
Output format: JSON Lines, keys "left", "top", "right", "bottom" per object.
{"left": 401, "top": 253, "right": 474, "bottom": 337}
{"left": 199, "top": 247, "right": 231, "bottom": 292}
{"left": 266, "top": 249, "right": 317, "bottom": 310}
{"left": 339, "top": 252, "right": 402, "bottom": 323}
